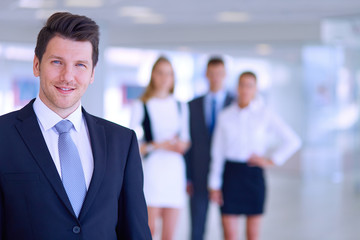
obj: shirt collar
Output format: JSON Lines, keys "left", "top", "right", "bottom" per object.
{"left": 206, "top": 89, "right": 226, "bottom": 103}
{"left": 33, "top": 96, "right": 83, "bottom": 132}
{"left": 235, "top": 95, "right": 264, "bottom": 112}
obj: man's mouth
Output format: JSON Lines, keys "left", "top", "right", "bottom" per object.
{"left": 56, "top": 86, "right": 75, "bottom": 93}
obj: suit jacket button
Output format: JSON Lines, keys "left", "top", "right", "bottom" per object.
{"left": 73, "top": 226, "right": 81, "bottom": 234}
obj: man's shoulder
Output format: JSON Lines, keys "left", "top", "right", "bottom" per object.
{"left": 189, "top": 95, "right": 205, "bottom": 105}
{"left": 0, "top": 108, "right": 25, "bottom": 125}
{"left": 225, "top": 91, "right": 235, "bottom": 100}
{"left": 189, "top": 91, "right": 233, "bottom": 103}
{"left": 0, "top": 109, "right": 28, "bottom": 141}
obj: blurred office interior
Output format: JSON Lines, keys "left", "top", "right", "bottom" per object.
{"left": 0, "top": 1, "right": 360, "bottom": 239}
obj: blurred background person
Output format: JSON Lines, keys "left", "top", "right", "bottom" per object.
{"left": 130, "top": 56, "right": 190, "bottom": 240}
{"left": 185, "top": 57, "right": 233, "bottom": 240}
{"left": 208, "top": 71, "right": 301, "bottom": 240}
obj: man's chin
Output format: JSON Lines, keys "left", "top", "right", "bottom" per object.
{"left": 56, "top": 100, "right": 80, "bottom": 111}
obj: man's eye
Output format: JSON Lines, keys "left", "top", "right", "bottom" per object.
{"left": 52, "top": 60, "right": 61, "bottom": 64}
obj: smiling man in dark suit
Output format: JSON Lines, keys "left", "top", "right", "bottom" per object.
{"left": 0, "top": 12, "right": 151, "bottom": 240}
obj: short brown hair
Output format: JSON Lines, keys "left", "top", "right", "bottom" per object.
{"left": 35, "top": 12, "right": 99, "bottom": 67}
{"left": 239, "top": 71, "right": 257, "bottom": 82}
{"left": 207, "top": 57, "right": 224, "bottom": 68}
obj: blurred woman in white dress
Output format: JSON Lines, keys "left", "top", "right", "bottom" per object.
{"left": 208, "top": 71, "right": 301, "bottom": 240}
{"left": 130, "top": 56, "right": 190, "bottom": 240}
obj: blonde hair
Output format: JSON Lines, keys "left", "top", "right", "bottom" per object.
{"left": 140, "top": 56, "right": 175, "bottom": 103}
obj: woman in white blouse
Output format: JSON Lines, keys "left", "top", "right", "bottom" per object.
{"left": 130, "top": 57, "right": 190, "bottom": 240}
{"left": 208, "top": 71, "right": 301, "bottom": 240}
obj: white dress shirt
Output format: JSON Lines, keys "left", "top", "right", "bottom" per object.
{"left": 208, "top": 97, "right": 301, "bottom": 190}
{"left": 33, "top": 97, "right": 94, "bottom": 189}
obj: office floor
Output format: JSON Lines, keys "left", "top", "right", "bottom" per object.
{"left": 153, "top": 167, "right": 360, "bottom": 240}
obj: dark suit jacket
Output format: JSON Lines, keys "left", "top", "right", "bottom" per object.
{"left": 186, "top": 94, "right": 233, "bottom": 193}
{"left": 0, "top": 99, "right": 152, "bottom": 240}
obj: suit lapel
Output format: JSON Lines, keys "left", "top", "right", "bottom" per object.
{"left": 200, "top": 93, "right": 232, "bottom": 139}
{"left": 79, "top": 109, "right": 107, "bottom": 220}
{"left": 15, "top": 99, "right": 75, "bottom": 216}
{"left": 224, "top": 93, "right": 233, "bottom": 108}
{"left": 197, "top": 96, "right": 211, "bottom": 140}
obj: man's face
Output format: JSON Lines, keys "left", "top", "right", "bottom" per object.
{"left": 206, "top": 63, "right": 225, "bottom": 93}
{"left": 33, "top": 35, "right": 95, "bottom": 118}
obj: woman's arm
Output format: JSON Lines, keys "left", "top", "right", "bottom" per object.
{"left": 268, "top": 111, "right": 302, "bottom": 166}
{"left": 208, "top": 114, "right": 226, "bottom": 205}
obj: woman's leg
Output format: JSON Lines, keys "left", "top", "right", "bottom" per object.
{"left": 161, "top": 207, "right": 181, "bottom": 240}
{"left": 246, "top": 215, "right": 262, "bottom": 240}
{"left": 147, "top": 207, "right": 161, "bottom": 237}
{"left": 222, "top": 214, "right": 239, "bottom": 240}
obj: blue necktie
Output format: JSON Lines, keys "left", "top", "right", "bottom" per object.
{"left": 55, "top": 120, "right": 86, "bottom": 217}
{"left": 209, "top": 97, "right": 217, "bottom": 135}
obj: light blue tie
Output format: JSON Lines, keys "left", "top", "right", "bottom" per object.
{"left": 55, "top": 120, "right": 86, "bottom": 217}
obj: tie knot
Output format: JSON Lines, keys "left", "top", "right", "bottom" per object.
{"left": 55, "top": 120, "right": 73, "bottom": 134}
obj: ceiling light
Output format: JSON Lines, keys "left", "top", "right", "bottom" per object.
{"left": 177, "top": 46, "right": 192, "bottom": 52}
{"left": 65, "top": 0, "right": 103, "bottom": 8}
{"left": 133, "top": 14, "right": 165, "bottom": 24}
{"left": 256, "top": 44, "right": 272, "bottom": 55}
{"left": 19, "top": 0, "right": 56, "bottom": 9}
{"left": 119, "top": 6, "right": 153, "bottom": 18}
{"left": 217, "top": 11, "right": 250, "bottom": 23}
{"left": 119, "top": 6, "right": 165, "bottom": 24}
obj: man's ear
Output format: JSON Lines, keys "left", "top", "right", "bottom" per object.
{"left": 90, "top": 68, "right": 95, "bottom": 84}
{"left": 33, "top": 55, "right": 40, "bottom": 77}
{"left": 205, "top": 69, "right": 210, "bottom": 79}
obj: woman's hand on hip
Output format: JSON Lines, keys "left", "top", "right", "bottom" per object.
{"left": 209, "top": 189, "right": 223, "bottom": 206}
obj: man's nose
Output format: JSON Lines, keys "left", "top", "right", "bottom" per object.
{"left": 60, "top": 64, "right": 74, "bottom": 82}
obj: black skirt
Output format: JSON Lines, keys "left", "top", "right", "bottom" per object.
{"left": 221, "top": 161, "right": 266, "bottom": 215}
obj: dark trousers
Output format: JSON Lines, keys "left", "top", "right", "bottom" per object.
{"left": 189, "top": 191, "right": 209, "bottom": 240}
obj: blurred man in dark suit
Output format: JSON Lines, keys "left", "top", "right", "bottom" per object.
{"left": 186, "top": 57, "right": 233, "bottom": 240}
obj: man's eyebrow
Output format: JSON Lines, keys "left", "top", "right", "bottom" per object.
{"left": 47, "top": 55, "right": 91, "bottom": 65}
{"left": 77, "top": 60, "right": 91, "bottom": 65}
{"left": 48, "top": 55, "right": 63, "bottom": 59}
